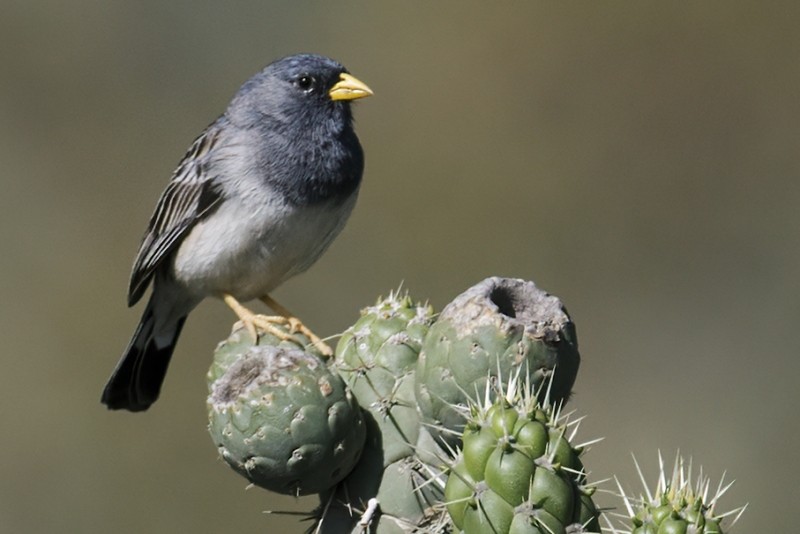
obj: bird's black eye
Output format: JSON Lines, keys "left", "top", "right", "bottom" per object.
{"left": 295, "top": 75, "right": 315, "bottom": 92}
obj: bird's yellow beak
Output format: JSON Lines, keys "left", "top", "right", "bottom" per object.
{"left": 328, "top": 73, "right": 373, "bottom": 101}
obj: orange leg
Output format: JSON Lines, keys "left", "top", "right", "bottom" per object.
{"left": 222, "top": 294, "right": 332, "bottom": 356}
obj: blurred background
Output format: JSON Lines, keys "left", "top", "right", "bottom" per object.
{"left": 1, "top": 2, "right": 797, "bottom": 532}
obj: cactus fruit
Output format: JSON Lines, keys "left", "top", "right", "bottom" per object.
{"left": 607, "top": 454, "right": 746, "bottom": 534}
{"left": 316, "top": 292, "right": 448, "bottom": 533}
{"left": 334, "top": 291, "right": 435, "bottom": 465}
{"left": 207, "top": 324, "right": 366, "bottom": 496}
{"left": 416, "top": 277, "right": 581, "bottom": 449}
{"left": 444, "top": 372, "right": 600, "bottom": 534}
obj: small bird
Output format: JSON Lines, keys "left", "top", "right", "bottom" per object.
{"left": 101, "top": 54, "right": 372, "bottom": 412}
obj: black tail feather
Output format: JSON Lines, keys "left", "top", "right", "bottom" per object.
{"left": 101, "top": 299, "right": 186, "bottom": 412}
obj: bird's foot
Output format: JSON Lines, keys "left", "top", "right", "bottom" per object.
{"left": 224, "top": 294, "right": 333, "bottom": 357}
{"left": 259, "top": 294, "right": 333, "bottom": 357}
{"left": 249, "top": 314, "right": 333, "bottom": 357}
{"left": 281, "top": 316, "right": 333, "bottom": 357}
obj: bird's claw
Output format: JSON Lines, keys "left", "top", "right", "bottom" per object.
{"left": 236, "top": 314, "right": 332, "bottom": 357}
{"left": 224, "top": 294, "right": 332, "bottom": 357}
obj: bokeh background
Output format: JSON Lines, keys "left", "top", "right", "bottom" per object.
{"left": 1, "top": 2, "right": 797, "bottom": 532}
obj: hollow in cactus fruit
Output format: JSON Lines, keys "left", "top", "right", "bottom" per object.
{"left": 444, "top": 372, "right": 601, "bottom": 534}
{"left": 207, "top": 321, "right": 324, "bottom": 384}
{"left": 207, "top": 325, "right": 366, "bottom": 496}
{"left": 416, "top": 277, "right": 581, "bottom": 449}
{"left": 607, "top": 453, "right": 747, "bottom": 534}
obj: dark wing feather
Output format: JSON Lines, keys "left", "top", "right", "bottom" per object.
{"left": 127, "top": 127, "right": 223, "bottom": 306}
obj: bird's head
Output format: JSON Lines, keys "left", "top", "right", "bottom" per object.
{"left": 226, "top": 54, "right": 373, "bottom": 134}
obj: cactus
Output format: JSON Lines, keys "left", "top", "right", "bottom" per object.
{"left": 203, "top": 278, "right": 746, "bottom": 533}
{"left": 316, "top": 291, "right": 448, "bottom": 533}
{"left": 606, "top": 454, "right": 746, "bottom": 534}
{"left": 207, "top": 324, "right": 366, "bottom": 496}
{"left": 334, "top": 291, "right": 435, "bottom": 465}
{"left": 416, "top": 277, "right": 581, "bottom": 449}
{"left": 444, "top": 371, "right": 601, "bottom": 534}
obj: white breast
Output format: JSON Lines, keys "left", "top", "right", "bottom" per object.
{"left": 171, "top": 188, "right": 357, "bottom": 302}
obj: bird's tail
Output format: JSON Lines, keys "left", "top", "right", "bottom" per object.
{"left": 101, "top": 296, "right": 186, "bottom": 412}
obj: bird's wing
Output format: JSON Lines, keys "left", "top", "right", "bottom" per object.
{"left": 127, "top": 127, "right": 224, "bottom": 306}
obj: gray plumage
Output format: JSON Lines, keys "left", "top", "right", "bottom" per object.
{"left": 102, "top": 54, "right": 370, "bottom": 411}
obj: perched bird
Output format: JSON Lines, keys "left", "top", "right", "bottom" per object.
{"left": 101, "top": 54, "right": 372, "bottom": 412}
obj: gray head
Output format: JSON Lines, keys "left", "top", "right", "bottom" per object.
{"left": 224, "top": 54, "right": 373, "bottom": 205}
{"left": 225, "top": 54, "right": 372, "bottom": 135}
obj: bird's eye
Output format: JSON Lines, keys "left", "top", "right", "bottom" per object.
{"left": 296, "top": 75, "right": 315, "bottom": 92}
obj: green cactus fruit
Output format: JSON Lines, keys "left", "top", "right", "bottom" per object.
{"left": 444, "top": 375, "right": 600, "bottom": 534}
{"left": 315, "top": 291, "right": 450, "bottom": 533}
{"left": 416, "top": 277, "right": 581, "bottom": 449}
{"left": 334, "top": 291, "right": 435, "bottom": 465}
{"left": 608, "top": 454, "right": 746, "bottom": 534}
{"left": 207, "top": 330, "right": 365, "bottom": 496}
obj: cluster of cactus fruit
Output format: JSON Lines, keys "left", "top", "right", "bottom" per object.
{"left": 206, "top": 277, "right": 744, "bottom": 533}
{"left": 605, "top": 453, "right": 747, "bottom": 534}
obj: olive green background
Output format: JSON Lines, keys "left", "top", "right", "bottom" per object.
{"left": 1, "top": 2, "right": 796, "bottom": 532}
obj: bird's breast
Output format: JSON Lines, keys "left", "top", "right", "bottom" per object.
{"left": 170, "top": 190, "right": 358, "bottom": 302}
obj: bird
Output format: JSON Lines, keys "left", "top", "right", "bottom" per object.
{"left": 101, "top": 53, "right": 373, "bottom": 412}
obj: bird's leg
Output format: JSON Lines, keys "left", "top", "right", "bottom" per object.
{"left": 260, "top": 294, "right": 333, "bottom": 356}
{"left": 222, "top": 294, "right": 292, "bottom": 344}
